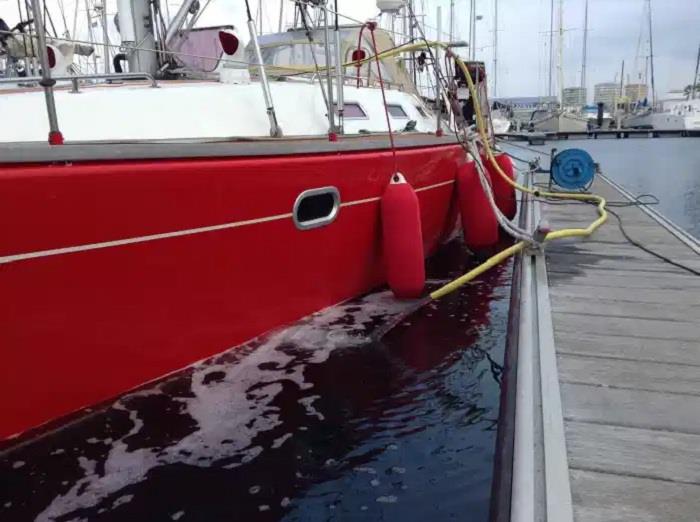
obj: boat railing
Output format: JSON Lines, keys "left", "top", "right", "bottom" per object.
{"left": 0, "top": 72, "right": 159, "bottom": 92}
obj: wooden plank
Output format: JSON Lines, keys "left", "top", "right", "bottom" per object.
{"left": 554, "top": 332, "right": 700, "bottom": 367}
{"left": 547, "top": 252, "right": 700, "bottom": 273}
{"left": 551, "top": 298, "right": 700, "bottom": 322}
{"left": 570, "top": 469, "right": 700, "bottom": 522}
{"left": 565, "top": 421, "right": 700, "bottom": 485}
{"left": 561, "top": 382, "right": 700, "bottom": 434}
{"left": 553, "top": 312, "right": 700, "bottom": 343}
{"left": 558, "top": 353, "right": 700, "bottom": 396}
{"left": 548, "top": 272, "right": 700, "bottom": 290}
{"left": 550, "top": 285, "right": 700, "bottom": 306}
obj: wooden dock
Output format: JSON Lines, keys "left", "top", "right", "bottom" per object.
{"left": 507, "top": 174, "right": 700, "bottom": 521}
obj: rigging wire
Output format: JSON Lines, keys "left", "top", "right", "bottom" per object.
{"left": 367, "top": 22, "right": 398, "bottom": 172}
{"left": 296, "top": 2, "right": 331, "bottom": 117}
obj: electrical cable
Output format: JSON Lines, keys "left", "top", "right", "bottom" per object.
{"left": 539, "top": 195, "right": 700, "bottom": 277}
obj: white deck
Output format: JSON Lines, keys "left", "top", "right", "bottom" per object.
{"left": 0, "top": 79, "right": 437, "bottom": 143}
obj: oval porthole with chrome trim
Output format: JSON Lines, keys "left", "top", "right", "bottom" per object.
{"left": 293, "top": 187, "right": 341, "bottom": 230}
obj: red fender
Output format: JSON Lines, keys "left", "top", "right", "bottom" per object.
{"left": 457, "top": 160, "right": 499, "bottom": 250}
{"left": 381, "top": 173, "right": 425, "bottom": 299}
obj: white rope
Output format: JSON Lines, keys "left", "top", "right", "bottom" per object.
{"left": 465, "top": 133, "right": 535, "bottom": 243}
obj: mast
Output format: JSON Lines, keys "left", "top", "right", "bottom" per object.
{"left": 449, "top": 0, "right": 455, "bottom": 43}
{"left": 493, "top": 0, "right": 498, "bottom": 97}
{"left": 98, "top": 1, "right": 110, "bottom": 73}
{"left": 85, "top": 0, "right": 98, "bottom": 72}
{"left": 278, "top": 0, "right": 284, "bottom": 32}
{"left": 581, "top": 0, "right": 588, "bottom": 100}
{"left": 692, "top": 43, "right": 700, "bottom": 100}
{"left": 470, "top": 0, "right": 476, "bottom": 60}
{"left": 557, "top": 0, "right": 564, "bottom": 105}
{"left": 117, "top": 0, "right": 158, "bottom": 74}
{"left": 647, "top": 0, "right": 656, "bottom": 106}
{"left": 548, "top": 0, "right": 554, "bottom": 97}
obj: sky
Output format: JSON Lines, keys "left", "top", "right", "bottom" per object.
{"left": 2, "top": 0, "right": 699, "bottom": 99}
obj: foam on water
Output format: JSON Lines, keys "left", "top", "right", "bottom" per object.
{"left": 34, "top": 291, "right": 426, "bottom": 521}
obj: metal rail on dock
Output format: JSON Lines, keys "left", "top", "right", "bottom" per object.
{"left": 508, "top": 174, "right": 574, "bottom": 522}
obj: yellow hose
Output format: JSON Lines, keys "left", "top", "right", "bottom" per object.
{"left": 429, "top": 242, "right": 527, "bottom": 300}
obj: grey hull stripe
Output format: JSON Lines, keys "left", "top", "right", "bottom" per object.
{"left": 0, "top": 133, "right": 461, "bottom": 164}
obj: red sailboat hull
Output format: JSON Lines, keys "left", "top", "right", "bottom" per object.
{"left": 0, "top": 143, "right": 464, "bottom": 441}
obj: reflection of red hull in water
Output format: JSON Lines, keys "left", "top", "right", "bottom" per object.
{"left": 0, "top": 140, "right": 465, "bottom": 440}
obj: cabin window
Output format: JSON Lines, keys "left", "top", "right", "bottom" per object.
{"left": 335, "top": 102, "right": 368, "bottom": 119}
{"left": 415, "top": 105, "right": 428, "bottom": 118}
{"left": 387, "top": 104, "right": 409, "bottom": 119}
{"left": 293, "top": 187, "right": 341, "bottom": 230}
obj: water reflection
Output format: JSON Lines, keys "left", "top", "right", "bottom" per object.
{"left": 1, "top": 241, "right": 511, "bottom": 522}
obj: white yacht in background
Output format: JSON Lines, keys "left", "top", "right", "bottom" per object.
{"left": 623, "top": 98, "right": 699, "bottom": 131}
{"left": 530, "top": 108, "right": 588, "bottom": 133}
{"left": 668, "top": 99, "right": 700, "bottom": 131}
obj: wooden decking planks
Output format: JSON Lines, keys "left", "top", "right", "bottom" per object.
{"left": 542, "top": 177, "right": 700, "bottom": 522}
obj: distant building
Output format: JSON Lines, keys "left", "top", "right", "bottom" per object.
{"left": 594, "top": 83, "right": 620, "bottom": 110}
{"left": 624, "top": 83, "right": 649, "bottom": 103}
{"left": 562, "top": 87, "right": 587, "bottom": 107}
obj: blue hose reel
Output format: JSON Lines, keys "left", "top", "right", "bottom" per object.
{"left": 550, "top": 148, "right": 596, "bottom": 190}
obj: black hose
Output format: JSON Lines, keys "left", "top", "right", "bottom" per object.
{"left": 113, "top": 53, "right": 127, "bottom": 73}
{"left": 540, "top": 196, "right": 700, "bottom": 277}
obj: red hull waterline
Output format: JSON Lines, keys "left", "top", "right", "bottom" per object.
{"left": 0, "top": 142, "right": 465, "bottom": 441}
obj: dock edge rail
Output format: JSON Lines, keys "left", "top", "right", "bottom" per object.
{"left": 505, "top": 174, "right": 575, "bottom": 522}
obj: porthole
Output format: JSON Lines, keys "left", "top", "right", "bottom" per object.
{"left": 335, "top": 102, "right": 368, "bottom": 119}
{"left": 293, "top": 187, "right": 341, "bottom": 230}
{"left": 387, "top": 104, "right": 409, "bottom": 118}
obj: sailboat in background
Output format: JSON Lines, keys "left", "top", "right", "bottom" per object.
{"left": 530, "top": 0, "right": 588, "bottom": 133}
{"left": 489, "top": 0, "right": 511, "bottom": 134}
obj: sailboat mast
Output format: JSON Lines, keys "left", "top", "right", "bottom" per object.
{"left": 581, "top": 0, "right": 588, "bottom": 98}
{"left": 692, "top": 44, "right": 700, "bottom": 100}
{"left": 493, "top": 0, "right": 498, "bottom": 97}
{"left": 646, "top": 0, "right": 656, "bottom": 106}
{"left": 548, "top": 0, "right": 554, "bottom": 97}
{"left": 99, "top": 2, "right": 110, "bottom": 73}
{"left": 449, "top": 0, "right": 455, "bottom": 43}
{"left": 557, "top": 0, "right": 564, "bottom": 104}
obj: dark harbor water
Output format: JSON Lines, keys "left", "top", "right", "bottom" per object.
{"left": 0, "top": 241, "right": 513, "bottom": 522}
{"left": 524, "top": 137, "right": 700, "bottom": 239}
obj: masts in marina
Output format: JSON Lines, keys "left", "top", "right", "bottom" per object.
{"left": 557, "top": 0, "right": 564, "bottom": 105}
{"left": 493, "top": 0, "right": 498, "bottom": 97}
{"left": 646, "top": 0, "right": 656, "bottom": 106}
{"left": 692, "top": 44, "right": 700, "bottom": 100}
{"left": 580, "top": 0, "right": 588, "bottom": 95}
{"left": 548, "top": 0, "right": 554, "bottom": 97}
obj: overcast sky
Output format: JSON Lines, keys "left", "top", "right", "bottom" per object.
{"left": 3, "top": 0, "right": 699, "bottom": 99}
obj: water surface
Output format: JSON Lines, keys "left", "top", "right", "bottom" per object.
{"left": 1, "top": 241, "right": 512, "bottom": 522}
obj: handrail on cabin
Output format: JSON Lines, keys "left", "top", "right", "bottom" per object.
{"left": 0, "top": 72, "right": 159, "bottom": 91}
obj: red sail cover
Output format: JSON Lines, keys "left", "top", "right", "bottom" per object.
{"left": 381, "top": 174, "right": 425, "bottom": 298}
{"left": 457, "top": 161, "right": 498, "bottom": 249}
